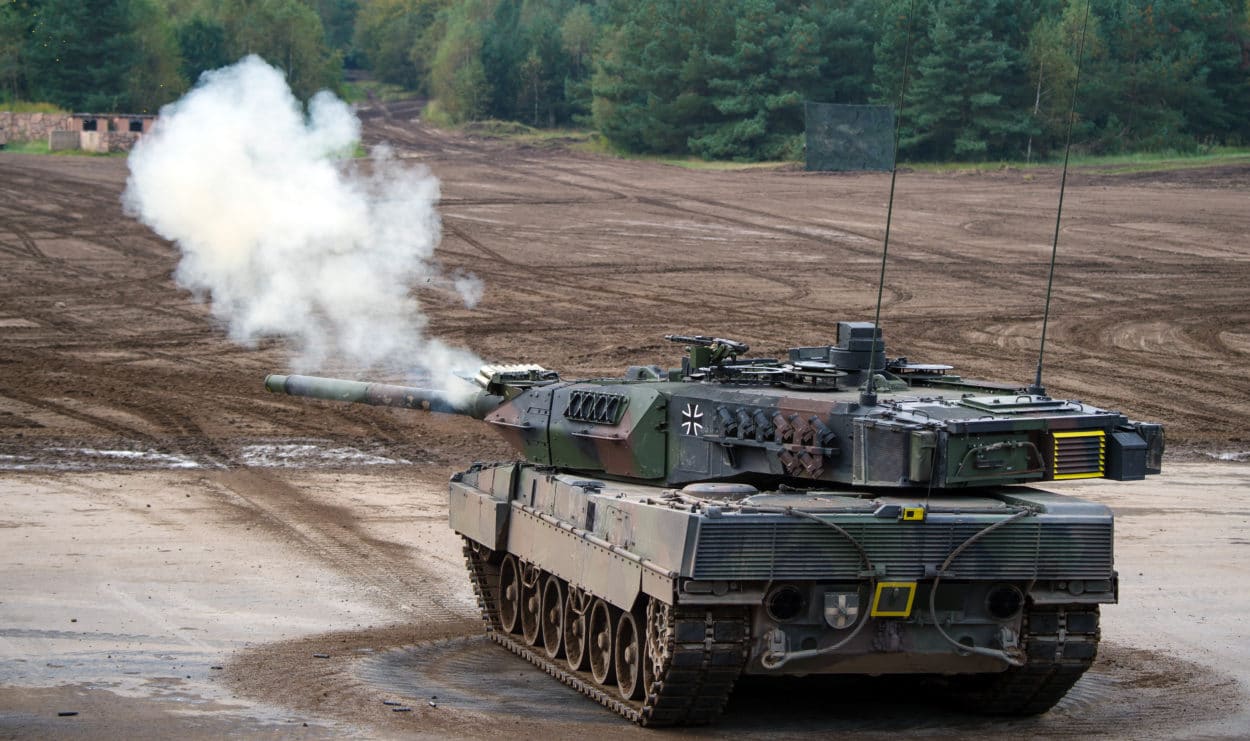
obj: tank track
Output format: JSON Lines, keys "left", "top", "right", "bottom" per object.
{"left": 955, "top": 604, "right": 1100, "bottom": 715}
{"left": 462, "top": 539, "right": 749, "bottom": 726}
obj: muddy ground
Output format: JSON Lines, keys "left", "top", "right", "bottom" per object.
{"left": 1, "top": 98, "right": 1248, "bottom": 738}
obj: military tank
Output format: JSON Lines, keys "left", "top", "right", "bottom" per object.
{"left": 266, "top": 321, "right": 1163, "bottom": 725}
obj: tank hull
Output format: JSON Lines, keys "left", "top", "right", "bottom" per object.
{"left": 451, "top": 461, "right": 1111, "bottom": 724}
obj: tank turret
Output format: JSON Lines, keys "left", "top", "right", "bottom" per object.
{"left": 267, "top": 321, "right": 1163, "bottom": 490}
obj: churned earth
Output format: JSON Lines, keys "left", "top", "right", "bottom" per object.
{"left": 1, "top": 98, "right": 1249, "bottom": 738}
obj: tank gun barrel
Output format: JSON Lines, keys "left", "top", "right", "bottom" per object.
{"left": 264, "top": 374, "right": 503, "bottom": 419}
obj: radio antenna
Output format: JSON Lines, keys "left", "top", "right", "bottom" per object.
{"left": 861, "top": 0, "right": 919, "bottom": 407}
{"left": 1030, "top": 0, "right": 1092, "bottom": 397}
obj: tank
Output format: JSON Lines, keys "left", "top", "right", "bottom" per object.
{"left": 266, "top": 322, "right": 1163, "bottom": 726}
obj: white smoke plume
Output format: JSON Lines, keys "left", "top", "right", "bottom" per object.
{"left": 123, "top": 55, "right": 482, "bottom": 400}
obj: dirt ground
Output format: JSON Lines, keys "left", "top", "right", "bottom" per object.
{"left": 2, "top": 98, "right": 1249, "bottom": 738}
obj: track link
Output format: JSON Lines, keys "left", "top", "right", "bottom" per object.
{"left": 955, "top": 604, "right": 1101, "bottom": 715}
{"left": 463, "top": 539, "right": 749, "bottom": 726}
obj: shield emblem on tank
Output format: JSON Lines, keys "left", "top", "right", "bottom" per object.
{"left": 824, "top": 591, "right": 859, "bottom": 629}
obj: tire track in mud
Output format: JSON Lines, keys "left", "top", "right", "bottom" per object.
{"left": 968, "top": 305, "right": 1250, "bottom": 438}
{"left": 517, "top": 159, "right": 1250, "bottom": 326}
{"left": 440, "top": 182, "right": 892, "bottom": 329}
{"left": 233, "top": 628, "right": 1240, "bottom": 739}
{"left": 441, "top": 218, "right": 820, "bottom": 327}
{"left": 458, "top": 161, "right": 936, "bottom": 317}
{"left": 526, "top": 160, "right": 986, "bottom": 274}
{"left": 0, "top": 209, "right": 48, "bottom": 262}
{"left": 353, "top": 119, "right": 984, "bottom": 320}
{"left": 0, "top": 266, "right": 175, "bottom": 302}
{"left": 0, "top": 380, "right": 235, "bottom": 467}
{"left": 346, "top": 134, "right": 850, "bottom": 320}
{"left": 0, "top": 164, "right": 181, "bottom": 341}
{"left": 205, "top": 468, "right": 469, "bottom": 625}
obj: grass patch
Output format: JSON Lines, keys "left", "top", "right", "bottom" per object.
{"left": 1071, "top": 147, "right": 1250, "bottom": 174}
{"left": 2, "top": 140, "right": 50, "bottom": 154}
{"left": 340, "top": 80, "right": 413, "bottom": 105}
{"left": 0, "top": 139, "right": 127, "bottom": 157}
{"left": 903, "top": 147, "right": 1250, "bottom": 176}
{"left": 905, "top": 160, "right": 1027, "bottom": 174}
{"left": 462, "top": 119, "right": 536, "bottom": 137}
{"left": 0, "top": 101, "right": 68, "bottom": 114}
{"left": 458, "top": 119, "right": 595, "bottom": 149}
{"left": 570, "top": 135, "right": 787, "bottom": 170}
{"left": 421, "top": 99, "right": 453, "bottom": 128}
{"left": 658, "top": 157, "right": 789, "bottom": 171}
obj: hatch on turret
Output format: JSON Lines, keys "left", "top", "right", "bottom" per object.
{"left": 959, "top": 395, "right": 1076, "bottom": 413}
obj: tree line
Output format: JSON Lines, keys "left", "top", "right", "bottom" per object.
{"left": 2, "top": 0, "right": 1248, "bottom": 161}
{"left": 0, "top": 0, "right": 346, "bottom": 113}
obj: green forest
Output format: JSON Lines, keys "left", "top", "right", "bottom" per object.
{"left": 2, "top": 0, "right": 1248, "bottom": 162}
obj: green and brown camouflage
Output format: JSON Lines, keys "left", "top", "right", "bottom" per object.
{"left": 267, "top": 321, "right": 1162, "bottom": 490}
{"left": 266, "top": 320, "right": 1161, "bottom": 725}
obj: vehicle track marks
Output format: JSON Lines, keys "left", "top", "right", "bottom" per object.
{"left": 206, "top": 469, "right": 468, "bottom": 625}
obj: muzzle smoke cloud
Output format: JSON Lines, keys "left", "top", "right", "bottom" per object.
{"left": 123, "top": 55, "right": 482, "bottom": 398}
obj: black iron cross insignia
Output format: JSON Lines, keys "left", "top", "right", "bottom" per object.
{"left": 681, "top": 403, "right": 703, "bottom": 435}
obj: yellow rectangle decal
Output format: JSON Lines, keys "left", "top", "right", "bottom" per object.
{"left": 870, "top": 581, "right": 916, "bottom": 617}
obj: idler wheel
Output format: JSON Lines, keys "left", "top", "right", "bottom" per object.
{"left": 588, "top": 598, "right": 616, "bottom": 685}
{"left": 541, "top": 575, "right": 565, "bottom": 659}
{"left": 563, "top": 588, "right": 590, "bottom": 671}
{"left": 498, "top": 555, "right": 521, "bottom": 634}
{"left": 520, "top": 564, "right": 543, "bottom": 646}
{"left": 615, "top": 609, "right": 644, "bottom": 700}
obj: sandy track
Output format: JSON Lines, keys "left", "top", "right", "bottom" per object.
{"left": 2, "top": 99, "right": 1249, "bottom": 736}
{"left": 2, "top": 464, "right": 1247, "bottom": 738}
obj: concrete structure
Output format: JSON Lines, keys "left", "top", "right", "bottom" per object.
{"left": 0, "top": 112, "right": 72, "bottom": 147}
{"left": 48, "top": 130, "right": 80, "bottom": 151}
{"left": 69, "top": 113, "right": 156, "bottom": 153}
{"left": 0, "top": 111, "right": 155, "bottom": 152}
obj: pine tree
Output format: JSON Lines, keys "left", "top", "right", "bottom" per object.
{"left": 177, "top": 15, "right": 230, "bottom": 86}
{"left": 878, "top": 0, "right": 1039, "bottom": 161}
{"left": 591, "top": 0, "right": 732, "bottom": 153}
{"left": 689, "top": 0, "right": 822, "bottom": 160}
{"left": 354, "top": 0, "right": 445, "bottom": 90}
{"left": 0, "top": 2, "right": 31, "bottom": 102}
{"left": 808, "top": 0, "right": 881, "bottom": 105}
{"left": 220, "top": 0, "right": 342, "bottom": 99}
{"left": 1080, "top": 0, "right": 1250, "bottom": 152}
{"left": 560, "top": 3, "right": 597, "bottom": 122}
{"left": 25, "top": 0, "right": 136, "bottom": 111}
{"left": 127, "top": 0, "right": 186, "bottom": 112}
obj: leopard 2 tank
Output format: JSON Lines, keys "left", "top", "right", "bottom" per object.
{"left": 265, "top": 321, "right": 1163, "bottom": 725}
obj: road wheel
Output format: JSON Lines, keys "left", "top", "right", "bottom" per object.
{"left": 520, "top": 564, "right": 542, "bottom": 646}
{"left": 541, "top": 575, "right": 565, "bottom": 659}
{"left": 498, "top": 555, "right": 521, "bottom": 634}
{"left": 589, "top": 598, "right": 616, "bottom": 685}
{"left": 615, "top": 609, "right": 645, "bottom": 700}
{"left": 564, "top": 588, "right": 590, "bottom": 671}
